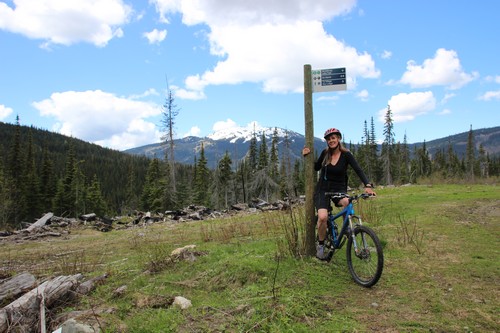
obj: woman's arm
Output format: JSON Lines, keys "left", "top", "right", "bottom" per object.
{"left": 346, "top": 152, "right": 376, "bottom": 195}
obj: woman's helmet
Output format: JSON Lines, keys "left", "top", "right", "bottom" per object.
{"left": 324, "top": 128, "right": 342, "bottom": 139}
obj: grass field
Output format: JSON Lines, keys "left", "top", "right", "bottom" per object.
{"left": 1, "top": 184, "right": 499, "bottom": 332}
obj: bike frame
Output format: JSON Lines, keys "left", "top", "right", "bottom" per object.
{"left": 327, "top": 196, "right": 362, "bottom": 249}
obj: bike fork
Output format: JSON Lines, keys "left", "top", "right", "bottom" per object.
{"left": 349, "top": 216, "right": 363, "bottom": 256}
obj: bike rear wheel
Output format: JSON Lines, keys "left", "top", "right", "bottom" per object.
{"left": 346, "top": 225, "right": 383, "bottom": 287}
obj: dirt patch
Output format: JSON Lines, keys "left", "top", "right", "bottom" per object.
{"left": 441, "top": 199, "right": 500, "bottom": 225}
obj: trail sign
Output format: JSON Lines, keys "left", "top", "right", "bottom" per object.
{"left": 311, "top": 67, "right": 347, "bottom": 93}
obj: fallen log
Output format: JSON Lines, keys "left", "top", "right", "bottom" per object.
{"left": 75, "top": 273, "right": 108, "bottom": 295}
{"left": 26, "top": 213, "right": 54, "bottom": 233}
{"left": 22, "top": 231, "right": 62, "bottom": 241}
{"left": 79, "top": 213, "right": 96, "bottom": 222}
{"left": 0, "top": 274, "right": 83, "bottom": 333}
{"left": 0, "top": 272, "right": 37, "bottom": 305}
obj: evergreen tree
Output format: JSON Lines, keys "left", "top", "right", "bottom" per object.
{"left": 24, "top": 130, "right": 42, "bottom": 221}
{"left": 248, "top": 130, "right": 258, "bottom": 173}
{"left": 478, "top": 144, "right": 489, "bottom": 177}
{"left": 192, "top": 155, "right": 197, "bottom": 194}
{"left": 175, "top": 165, "right": 193, "bottom": 209}
{"left": 401, "top": 133, "right": 411, "bottom": 183}
{"left": 219, "top": 152, "right": 233, "bottom": 208}
{"left": 161, "top": 149, "right": 175, "bottom": 210}
{"left": 446, "top": 140, "right": 461, "bottom": 178}
{"left": 0, "top": 163, "right": 14, "bottom": 228}
{"left": 8, "top": 115, "right": 25, "bottom": 224}
{"left": 53, "top": 143, "right": 79, "bottom": 217}
{"left": 212, "top": 151, "right": 233, "bottom": 209}
{"left": 141, "top": 157, "right": 164, "bottom": 212}
{"left": 293, "top": 159, "right": 305, "bottom": 197}
{"left": 269, "top": 128, "right": 279, "bottom": 181}
{"left": 258, "top": 132, "right": 268, "bottom": 170}
{"left": 279, "top": 130, "right": 294, "bottom": 199}
{"left": 8, "top": 115, "right": 24, "bottom": 182}
{"left": 279, "top": 161, "right": 288, "bottom": 199}
{"left": 194, "top": 143, "right": 210, "bottom": 206}
{"left": 381, "top": 105, "right": 395, "bottom": 185}
{"left": 73, "top": 158, "right": 87, "bottom": 216}
{"left": 465, "top": 125, "right": 475, "bottom": 180}
{"left": 369, "top": 117, "right": 381, "bottom": 183}
{"left": 392, "top": 142, "right": 402, "bottom": 183}
{"left": 124, "top": 162, "right": 139, "bottom": 214}
{"left": 413, "top": 141, "right": 431, "bottom": 179}
{"left": 433, "top": 148, "right": 447, "bottom": 178}
{"left": 40, "top": 144, "right": 56, "bottom": 210}
{"left": 251, "top": 132, "right": 279, "bottom": 201}
{"left": 87, "top": 175, "right": 107, "bottom": 216}
{"left": 358, "top": 120, "right": 371, "bottom": 179}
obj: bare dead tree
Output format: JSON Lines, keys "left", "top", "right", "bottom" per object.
{"left": 160, "top": 76, "right": 180, "bottom": 193}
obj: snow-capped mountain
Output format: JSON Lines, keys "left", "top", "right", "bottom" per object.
{"left": 207, "top": 123, "right": 292, "bottom": 143}
{"left": 124, "top": 126, "right": 325, "bottom": 168}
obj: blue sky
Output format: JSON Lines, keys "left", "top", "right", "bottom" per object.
{"left": 0, "top": 0, "right": 499, "bottom": 151}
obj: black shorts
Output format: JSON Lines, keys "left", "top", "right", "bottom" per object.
{"left": 314, "top": 190, "right": 343, "bottom": 211}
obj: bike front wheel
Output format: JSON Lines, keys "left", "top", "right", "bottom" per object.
{"left": 346, "top": 225, "right": 384, "bottom": 287}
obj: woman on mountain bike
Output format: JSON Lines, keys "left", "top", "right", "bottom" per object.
{"left": 302, "top": 128, "right": 376, "bottom": 260}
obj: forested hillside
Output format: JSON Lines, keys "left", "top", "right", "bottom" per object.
{"left": 1, "top": 120, "right": 499, "bottom": 230}
{"left": 0, "top": 120, "right": 151, "bottom": 228}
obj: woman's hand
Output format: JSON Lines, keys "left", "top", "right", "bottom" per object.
{"left": 364, "top": 187, "right": 376, "bottom": 196}
{"left": 302, "top": 147, "right": 311, "bottom": 156}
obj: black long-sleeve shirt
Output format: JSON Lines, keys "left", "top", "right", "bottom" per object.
{"left": 314, "top": 149, "right": 370, "bottom": 193}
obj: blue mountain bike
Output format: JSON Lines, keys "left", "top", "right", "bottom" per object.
{"left": 320, "top": 192, "right": 384, "bottom": 287}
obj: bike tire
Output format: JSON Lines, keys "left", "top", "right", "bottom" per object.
{"left": 323, "top": 230, "right": 335, "bottom": 262}
{"left": 346, "top": 225, "right": 384, "bottom": 287}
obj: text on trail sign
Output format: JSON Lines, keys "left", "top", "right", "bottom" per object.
{"left": 311, "top": 67, "right": 347, "bottom": 93}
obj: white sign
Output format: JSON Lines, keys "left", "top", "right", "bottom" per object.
{"left": 311, "top": 67, "right": 347, "bottom": 93}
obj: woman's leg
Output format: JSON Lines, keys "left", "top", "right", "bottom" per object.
{"left": 317, "top": 208, "right": 328, "bottom": 241}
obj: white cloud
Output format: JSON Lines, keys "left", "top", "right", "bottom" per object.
{"left": 317, "top": 95, "right": 340, "bottom": 102}
{"left": 183, "top": 126, "right": 201, "bottom": 137}
{"left": 478, "top": 90, "right": 500, "bottom": 101}
{"left": 212, "top": 119, "right": 238, "bottom": 132}
{"left": 174, "top": 88, "right": 206, "bottom": 100}
{"left": 441, "top": 93, "right": 456, "bottom": 104}
{"left": 356, "top": 89, "right": 369, "bottom": 101}
{"left": 183, "top": 21, "right": 379, "bottom": 96}
{"left": 0, "top": 104, "right": 13, "bottom": 120}
{"left": 439, "top": 109, "right": 451, "bottom": 115}
{"left": 150, "top": 0, "right": 379, "bottom": 98}
{"left": 484, "top": 75, "right": 500, "bottom": 84}
{"left": 381, "top": 50, "right": 392, "bottom": 59}
{"left": 379, "top": 91, "right": 436, "bottom": 122}
{"left": 400, "top": 48, "right": 478, "bottom": 90}
{"left": 143, "top": 28, "right": 167, "bottom": 44}
{"left": 153, "top": 0, "right": 356, "bottom": 26}
{"left": 0, "top": 0, "right": 132, "bottom": 47}
{"left": 32, "top": 90, "right": 162, "bottom": 150}
{"left": 129, "top": 88, "right": 160, "bottom": 100}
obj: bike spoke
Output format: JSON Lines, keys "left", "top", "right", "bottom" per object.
{"left": 346, "top": 226, "right": 384, "bottom": 287}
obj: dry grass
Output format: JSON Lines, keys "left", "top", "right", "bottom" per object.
{"left": 0, "top": 184, "right": 498, "bottom": 332}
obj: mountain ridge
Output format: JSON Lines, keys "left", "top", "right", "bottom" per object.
{"left": 125, "top": 125, "right": 500, "bottom": 168}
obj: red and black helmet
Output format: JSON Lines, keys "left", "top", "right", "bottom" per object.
{"left": 324, "top": 128, "right": 342, "bottom": 140}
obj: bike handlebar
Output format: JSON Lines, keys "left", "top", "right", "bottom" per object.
{"left": 324, "top": 192, "right": 373, "bottom": 201}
